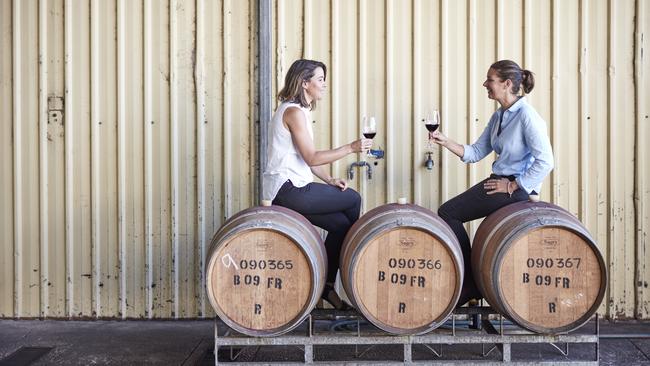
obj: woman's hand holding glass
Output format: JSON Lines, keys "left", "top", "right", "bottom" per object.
{"left": 429, "top": 130, "right": 448, "bottom": 146}
{"left": 350, "top": 137, "right": 373, "bottom": 153}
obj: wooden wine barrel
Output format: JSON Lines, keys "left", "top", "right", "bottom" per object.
{"left": 340, "top": 202, "right": 464, "bottom": 335}
{"left": 206, "top": 205, "right": 326, "bottom": 337}
{"left": 472, "top": 201, "right": 607, "bottom": 334}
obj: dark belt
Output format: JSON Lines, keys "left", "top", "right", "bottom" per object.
{"left": 491, "top": 173, "right": 517, "bottom": 181}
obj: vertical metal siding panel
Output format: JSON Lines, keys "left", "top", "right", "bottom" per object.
{"left": 250, "top": 0, "right": 258, "bottom": 202}
{"left": 202, "top": 0, "right": 224, "bottom": 318}
{"left": 608, "top": 0, "right": 637, "bottom": 319}
{"left": 500, "top": 0, "right": 523, "bottom": 62}
{"left": 440, "top": 0, "right": 448, "bottom": 201}
{"left": 581, "top": 0, "right": 610, "bottom": 315}
{"left": 144, "top": 0, "right": 153, "bottom": 319}
{"left": 473, "top": 0, "right": 497, "bottom": 188}
{"left": 257, "top": 0, "right": 271, "bottom": 177}
{"left": 414, "top": 0, "right": 441, "bottom": 210}
{"left": 636, "top": 0, "right": 650, "bottom": 319}
{"left": 331, "top": 0, "right": 360, "bottom": 204}
{"left": 551, "top": 0, "right": 580, "bottom": 216}
{"left": 144, "top": 1, "right": 174, "bottom": 318}
{"left": 442, "top": 0, "right": 468, "bottom": 201}
{"left": 195, "top": 0, "right": 206, "bottom": 318}
{"left": 226, "top": 0, "right": 252, "bottom": 214}
{"left": 385, "top": 0, "right": 394, "bottom": 203}
{"left": 144, "top": 0, "right": 172, "bottom": 318}
{"left": 467, "top": 0, "right": 477, "bottom": 197}
{"left": 222, "top": 0, "right": 231, "bottom": 220}
{"left": 578, "top": 0, "right": 587, "bottom": 230}
{"left": 525, "top": 0, "right": 553, "bottom": 201}
{"left": 0, "top": 0, "right": 14, "bottom": 318}
{"left": 467, "top": 0, "right": 494, "bottom": 239}
{"left": 118, "top": 0, "right": 146, "bottom": 318}
{"left": 170, "top": 0, "right": 179, "bottom": 317}
{"left": 39, "top": 0, "right": 66, "bottom": 317}
{"left": 307, "top": 0, "right": 332, "bottom": 180}
{"left": 412, "top": 0, "right": 422, "bottom": 206}
{"left": 13, "top": 0, "right": 40, "bottom": 317}
{"left": 90, "top": 0, "right": 120, "bottom": 318}
{"left": 331, "top": 0, "right": 340, "bottom": 184}
{"left": 171, "top": 0, "right": 197, "bottom": 318}
{"left": 388, "top": 0, "right": 412, "bottom": 202}
{"left": 363, "top": 0, "right": 386, "bottom": 207}
{"left": 65, "top": 0, "right": 92, "bottom": 317}
{"left": 357, "top": 0, "right": 367, "bottom": 206}
{"left": 249, "top": 0, "right": 258, "bottom": 207}
{"left": 303, "top": 0, "right": 311, "bottom": 57}
{"left": 274, "top": 0, "right": 302, "bottom": 105}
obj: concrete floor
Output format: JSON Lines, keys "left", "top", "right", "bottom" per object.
{"left": 1, "top": 317, "right": 649, "bottom": 365}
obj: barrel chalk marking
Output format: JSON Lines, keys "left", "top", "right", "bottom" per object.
{"left": 221, "top": 253, "right": 239, "bottom": 270}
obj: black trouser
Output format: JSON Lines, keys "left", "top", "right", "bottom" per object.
{"left": 438, "top": 174, "right": 529, "bottom": 304}
{"left": 272, "top": 180, "right": 362, "bottom": 283}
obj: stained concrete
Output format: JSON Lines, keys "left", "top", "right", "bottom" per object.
{"left": 0, "top": 318, "right": 649, "bottom": 365}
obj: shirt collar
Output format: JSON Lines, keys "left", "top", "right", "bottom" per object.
{"left": 500, "top": 96, "right": 526, "bottom": 114}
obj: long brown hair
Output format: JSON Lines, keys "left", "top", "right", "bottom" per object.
{"left": 277, "top": 59, "right": 327, "bottom": 109}
{"left": 490, "top": 60, "right": 535, "bottom": 95}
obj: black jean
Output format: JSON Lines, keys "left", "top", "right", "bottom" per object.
{"left": 272, "top": 180, "right": 362, "bottom": 283}
{"left": 438, "top": 174, "right": 529, "bottom": 303}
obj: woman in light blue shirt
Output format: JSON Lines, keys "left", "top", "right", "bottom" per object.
{"left": 430, "top": 60, "right": 554, "bottom": 306}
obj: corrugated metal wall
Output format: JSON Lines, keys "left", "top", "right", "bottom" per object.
{"left": 0, "top": 0, "right": 257, "bottom": 319}
{"left": 1, "top": 0, "right": 648, "bottom": 319}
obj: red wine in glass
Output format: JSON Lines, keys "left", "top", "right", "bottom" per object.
{"left": 425, "top": 123, "right": 439, "bottom": 132}
{"left": 363, "top": 131, "right": 376, "bottom": 139}
{"left": 424, "top": 110, "right": 440, "bottom": 148}
{"left": 362, "top": 116, "right": 377, "bottom": 156}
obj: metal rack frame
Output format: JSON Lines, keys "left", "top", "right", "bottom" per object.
{"left": 213, "top": 307, "right": 599, "bottom": 365}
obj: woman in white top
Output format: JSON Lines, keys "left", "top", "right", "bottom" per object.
{"left": 263, "top": 59, "right": 372, "bottom": 310}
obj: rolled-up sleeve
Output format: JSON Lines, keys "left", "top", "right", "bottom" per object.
{"left": 515, "top": 117, "right": 554, "bottom": 193}
{"left": 462, "top": 120, "right": 495, "bottom": 163}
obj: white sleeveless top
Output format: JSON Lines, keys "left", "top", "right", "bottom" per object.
{"left": 262, "top": 102, "right": 314, "bottom": 200}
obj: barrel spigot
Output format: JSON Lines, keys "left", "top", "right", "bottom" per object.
{"left": 348, "top": 161, "right": 373, "bottom": 180}
{"left": 424, "top": 152, "right": 434, "bottom": 170}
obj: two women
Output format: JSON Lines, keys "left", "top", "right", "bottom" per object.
{"left": 263, "top": 58, "right": 554, "bottom": 308}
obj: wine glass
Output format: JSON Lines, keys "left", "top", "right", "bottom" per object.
{"left": 423, "top": 110, "right": 440, "bottom": 148}
{"left": 362, "top": 116, "right": 377, "bottom": 156}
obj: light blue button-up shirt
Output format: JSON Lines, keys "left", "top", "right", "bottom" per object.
{"left": 462, "top": 97, "right": 554, "bottom": 194}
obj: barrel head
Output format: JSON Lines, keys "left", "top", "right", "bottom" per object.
{"left": 208, "top": 229, "right": 312, "bottom": 335}
{"left": 352, "top": 227, "right": 459, "bottom": 334}
{"left": 497, "top": 226, "right": 603, "bottom": 333}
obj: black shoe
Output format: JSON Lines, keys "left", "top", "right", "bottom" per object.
{"left": 321, "top": 283, "right": 353, "bottom": 311}
{"left": 456, "top": 284, "right": 483, "bottom": 308}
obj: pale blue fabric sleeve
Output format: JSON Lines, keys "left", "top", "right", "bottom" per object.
{"left": 461, "top": 118, "right": 495, "bottom": 163}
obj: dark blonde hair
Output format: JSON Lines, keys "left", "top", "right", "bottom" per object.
{"left": 277, "top": 59, "right": 327, "bottom": 110}
{"left": 490, "top": 60, "right": 535, "bottom": 95}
